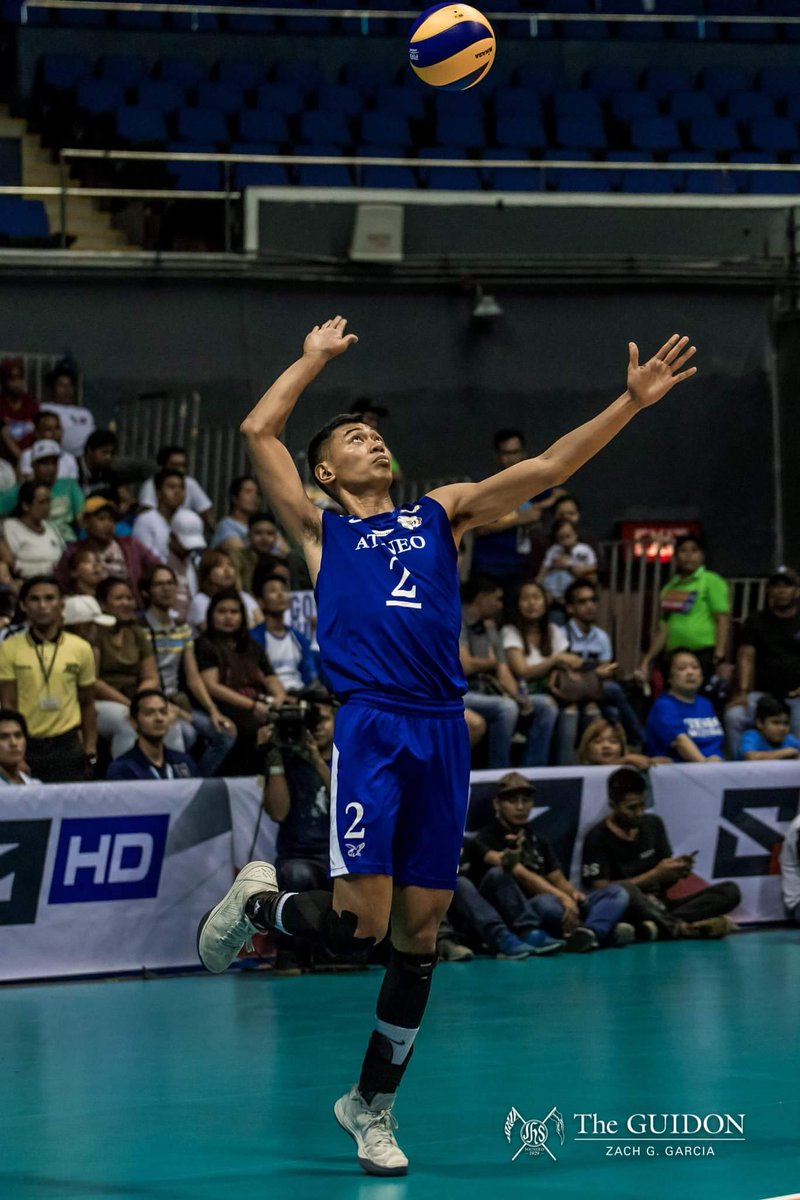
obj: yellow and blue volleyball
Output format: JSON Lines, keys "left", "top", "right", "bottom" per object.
{"left": 408, "top": 3, "right": 496, "bottom": 91}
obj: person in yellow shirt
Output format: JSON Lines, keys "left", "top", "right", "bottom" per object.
{"left": 0, "top": 574, "right": 97, "bottom": 781}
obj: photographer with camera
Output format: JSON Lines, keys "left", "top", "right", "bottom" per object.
{"left": 262, "top": 698, "right": 335, "bottom": 973}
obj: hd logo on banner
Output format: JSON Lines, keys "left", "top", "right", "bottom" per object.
{"left": 49, "top": 815, "right": 169, "bottom": 904}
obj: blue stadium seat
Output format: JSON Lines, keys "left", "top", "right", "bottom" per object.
{"left": 374, "top": 86, "right": 426, "bottom": 120}
{"left": 176, "top": 107, "right": 230, "bottom": 144}
{"left": 166, "top": 143, "right": 221, "bottom": 191}
{"left": 642, "top": 66, "right": 694, "bottom": 99}
{"left": 727, "top": 91, "right": 775, "bottom": 121}
{"left": 553, "top": 90, "right": 602, "bottom": 121}
{"left": 669, "top": 92, "right": 717, "bottom": 120}
{"left": 701, "top": 66, "right": 752, "bottom": 99}
{"left": 299, "top": 111, "right": 351, "bottom": 145}
{"left": 254, "top": 84, "right": 305, "bottom": 112}
{"left": 41, "top": 53, "right": 91, "bottom": 90}
{"left": 356, "top": 146, "right": 418, "bottom": 189}
{"left": 493, "top": 88, "right": 543, "bottom": 120}
{"left": 758, "top": 68, "right": 800, "bottom": 98}
{"left": 513, "top": 66, "right": 562, "bottom": 97}
{"left": 480, "top": 147, "right": 542, "bottom": 192}
{"left": 748, "top": 117, "right": 800, "bottom": 153}
{"left": 215, "top": 60, "right": 264, "bottom": 89}
{"left": 785, "top": 95, "right": 800, "bottom": 122}
{"left": 294, "top": 143, "right": 351, "bottom": 187}
{"left": 495, "top": 113, "right": 547, "bottom": 150}
{"left": 742, "top": 155, "right": 800, "bottom": 194}
{"left": 681, "top": 169, "right": 737, "bottom": 195}
{"left": 555, "top": 114, "right": 606, "bottom": 151}
{"left": 609, "top": 91, "right": 659, "bottom": 124}
{"left": 434, "top": 114, "right": 485, "bottom": 149}
{"left": 0, "top": 139, "right": 20, "bottom": 185}
{"left": 314, "top": 85, "right": 364, "bottom": 117}
{"left": 97, "top": 55, "right": 148, "bottom": 88}
{"left": 116, "top": 106, "right": 167, "bottom": 145}
{"left": 0, "top": 198, "right": 50, "bottom": 240}
{"left": 707, "top": 0, "right": 774, "bottom": 43}
{"left": 196, "top": 83, "right": 245, "bottom": 114}
{"left": 229, "top": 142, "right": 289, "bottom": 187}
{"left": 360, "top": 112, "right": 411, "bottom": 147}
{"left": 620, "top": 169, "right": 675, "bottom": 194}
{"left": 274, "top": 62, "right": 324, "bottom": 91}
{"left": 583, "top": 65, "right": 637, "bottom": 98}
{"left": 137, "top": 81, "right": 185, "bottom": 113}
{"left": 547, "top": 0, "right": 605, "bottom": 41}
{"left": 76, "top": 79, "right": 126, "bottom": 115}
{"left": 689, "top": 116, "right": 741, "bottom": 152}
{"left": 418, "top": 147, "right": 482, "bottom": 191}
{"left": 432, "top": 91, "right": 486, "bottom": 119}
{"left": 157, "top": 59, "right": 208, "bottom": 88}
{"left": 340, "top": 63, "right": 386, "bottom": 93}
{"left": 238, "top": 110, "right": 290, "bottom": 143}
{"left": 550, "top": 165, "right": 613, "bottom": 193}
{"left": 630, "top": 116, "right": 682, "bottom": 152}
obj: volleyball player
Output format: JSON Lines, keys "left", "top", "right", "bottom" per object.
{"left": 197, "top": 317, "right": 697, "bottom": 1175}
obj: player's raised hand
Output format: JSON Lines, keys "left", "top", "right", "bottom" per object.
{"left": 626, "top": 334, "right": 697, "bottom": 410}
{"left": 303, "top": 315, "right": 359, "bottom": 360}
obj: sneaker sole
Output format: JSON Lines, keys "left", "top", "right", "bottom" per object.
{"left": 197, "top": 862, "right": 277, "bottom": 973}
{"left": 334, "top": 1099, "right": 409, "bottom": 1177}
{"left": 528, "top": 941, "right": 565, "bottom": 956}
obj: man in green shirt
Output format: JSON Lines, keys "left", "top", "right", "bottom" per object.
{"left": 0, "top": 439, "right": 84, "bottom": 542}
{"left": 637, "top": 534, "right": 731, "bottom": 684}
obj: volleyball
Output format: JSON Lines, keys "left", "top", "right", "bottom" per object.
{"left": 408, "top": 3, "right": 496, "bottom": 91}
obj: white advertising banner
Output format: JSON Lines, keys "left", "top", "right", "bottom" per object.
{"left": 0, "top": 778, "right": 235, "bottom": 982}
{"left": 649, "top": 761, "right": 800, "bottom": 925}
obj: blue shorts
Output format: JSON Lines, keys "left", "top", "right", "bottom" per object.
{"left": 329, "top": 699, "right": 471, "bottom": 891}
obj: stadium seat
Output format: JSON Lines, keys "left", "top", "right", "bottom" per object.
{"left": 374, "top": 86, "right": 426, "bottom": 120}
{"left": 215, "top": 60, "right": 264, "bottom": 90}
{"left": 0, "top": 197, "right": 50, "bottom": 240}
{"left": 513, "top": 66, "right": 562, "bottom": 97}
{"left": 360, "top": 112, "right": 411, "bottom": 147}
{"left": 195, "top": 83, "right": 245, "bottom": 115}
{"left": 495, "top": 113, "right": 547, "bottom": 150}
{"left": 116, "top": 106, "right": 167, "bottom": 145}
{"left": 583, "top": 65, "right": 637, "bottom": 98}
{"left": 432, "top": 91, "right": 486, "bottom": 120}
{"left": 340, "top": 63, "right": 386, "bottom": 93}
{"left": 493, "top": 88, "right": 543, "bottom": 120}
{"left": 689, "top": 116, "right": 741, "bottom": 153}
{"left": 254, "top": 83, "right": 305, "bottom": 112}
{"left": 229, "top": 142, "right": 290, "bottom": 187}
{"left": 669, "top": 92, "right": 717, "bottom": 120}
{"left": 137, "top": 81, "right": 185, "bottom": 113}
{"left": 555, "top": 115, "right": 606, "bottom": 151}
{"left": 299, "top": 110, "right": 351, "bottom": 145}
{"left": 314, "top": 85, "right": 364, "bottom": 117}
{"left": 758, "top": 68, "right": 800, "bottom": 98}
{"left": 727, "top": 91, "right": 775, "bottom": 121}
{"left": 274, "top": 61, "right": 324, "bottom": 91}
{"left": 294, "top": 143, "right": 351, "bottom": 186}
{"left": 238, "top": 110, "right": 290, "bottom": 144}
{"left": 701, "top": 66, "right": 752, "bottom": 99}
{"left": 620, "top": 169, "right": 675, "bottom": 194}
{"left": 76, "top": 79, "right": 126, "bottom": 116}
{"left": 480, "top": 147, "right": 542, "bottom": 192}
{"left": 609, "top": 91, "right": 659, "bottom": 124}
{"left": 97, "top": 55, "right": 148, "bottom": 88}
{"left": 682, "top": 169, "right": 737, "bottom": 194}
{"left": 434, "top": 114, "right": 485, "bottom": 149}
{"left": 418, "top": 147, "right": 482, "bottom": 190}
{"left": 630, "top": 116, "right": 682, "bottom": 152}
{"left": 642, "top": 66, "right": 694, "bottom": 99}
{"left": 748, "top": 117, "right": 800, "bottom": 154}
{"left": 356, "top": 146, "right": 418, "bottom": 189}
{"left": 176, "top": 107, "right": 230, "bottom": 144}
{"left": 166, "top": 143, "right": 222, "bottom": 191}
{"left": 553, "top": 91, "right": 602, "bottom": 121}
{"left": 40, "top": 53, "right": 91, "bottom": 91}
{"left": 550, "top": 165, "right": 613, "bottom": 193}
{"left": 157, "top": 59, "right": 208, "bottom": 88}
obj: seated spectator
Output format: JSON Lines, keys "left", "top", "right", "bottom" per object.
{"left": 187, "top": 548, "right": 261, "bottom": 633}
{"left": 578, "top": 718, "right": 671, "bottom": 770}
{"left": 67, "top": 544, "right": 106, "bottom": 598}
{"left": 106, "top": 689, "right": 196, "bottom": 781}
{"left": 725, "top": 566, "right": 800, "bottom": 758}
{"left": 211, "top": 474, "right": 261, "bottom": 550}
{"left": 644, "top": 648, "right": 725, "bottom": 763}
{"left": 62, "top": 591, "right": 114, "bottom": 647}
{"left": 42, "top": 358, "right": 96, "bottom": 457}
{"left": 251, "top": 574, "right": 319, "bottom": 694}
{"left": 0, "top": 707, "right": 36, "bottom": 785}
{"left": 19, "top": 410, "right": 79, "bottom": 481}
{"left": 551, "top": 493, "right": 601, "bottom": 557}
{"left": 232, "top": 512, "right": 283, "bottom": 594}
{"left": 0, "top": 440, "right": 84, "bottom": 543}
{"left": 539, "top": 517, "right": 597, "bottom": 608}
{"left": 138, "top": 444, "right": 215, "bottom": 531}
{"left": 0, "top": 357, "right": 38, "bottom": 464}
{"left": 140, "top": 564, "right": 236, "bottom": 776}
{"left": 77, "top": 430, "right": 119, "bottom": 496}
{"left": 552, "top": 581, "right": 645, "bottom": 762}
{"left": 465, "top": 772, "right": 632, "bottom": 953}
{"left": 638, "top": 534, "right": 731, "bottom": 687}
{"left": 195, "top": 588, "right": 287, "bottom": 771}
{"left": 582, "top": 767, "right": 740, "bottom": 938}
{"left": 0, "top": 575, "right": 97, "bottom": 782}
{"left": 131, "top": 469, "right": 188, "bottom": 563}
{"left": 114, "top": 484, "right": 136, "bottom": 537}
{"left": 55, "top": 494, "right": 160, "bottom": 605}
{"left": 169, "top": 508, "right": 207, "bottom": 620}
{"left": 437, "top": 872, "right": 531, "bottom": 961}
{"left": 470, "top": 429, "right": 547, "bottom": 589}
{"left": 500, "top": 581, "right": 574, "bottom": 766}
{"left": 460, "top": 576, "right": 523, "bottom": 769}
{"left": 780, "top": 809, "right": 800, "bottom": 926}
{"left": 740, "top": 695, "right": 800, "bottom": 761}
{"left": 0, "top": 483, "right": 66, "bottom": 583}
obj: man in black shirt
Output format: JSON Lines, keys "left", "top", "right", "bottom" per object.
{"left": 725, "top": 566, "right": 800, "bottom": 758}
{"left": 581, "top": 767, "right": 740, "bottom": 937}
{"left": 468, "top": 772, "right": 632, "bottom": 953}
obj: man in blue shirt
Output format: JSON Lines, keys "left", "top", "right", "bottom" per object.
{"left": 645, "top": 649, "right": 724, "bottom": 762}
{"left": 740, "top": 694, "right": 800, "bottom": 760}
{"left": 107, "top": 689, "right": 196, "bottom": 780}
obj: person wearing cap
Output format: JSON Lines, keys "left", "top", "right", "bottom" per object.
{"left": 725, "top": 565, "right": 800, "bottom": 758}
{"left": 170, "top": 507, "right": 206, "bottom": 618}
{"left": 106, "top": 688, "right": 197, "bottom": 782}
{"left": 0, "top": 357, "right": 38, "bottom": 465}
{"left": 350, "top": 398, "right": 402, "bottom": 481}
{"left": 0, "top": 575, "right": 97, "bottom": 782}
{"left": 0, "top": 439, "right": 84, "bottom": 544}
{"left": 54, "top": 495, "right": 160, "bottom": 606}
{"left": 62, "top": 591, "right": 115, "bottom": 646}
{"left": 0, "top": 482, "right": 65, "bottom": 584}
{"left": 465, "top": 772, "right": 633, "bottom": 953}
{"left": 19, "top": 410, "right": 79, "bottom": 481}
{"left": 0, "top": 708, "right": 37, "bottom": 785}
{"left": 138, "top": 444, "right": 215, "bottom": 532}
{"left": 637, "top": 534, "right": 731, "bottom": 688}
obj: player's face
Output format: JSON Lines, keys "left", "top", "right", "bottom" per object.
{"left": 496, "top": 437, "right": 524, "bottom": 468}
{"left": 261, "top": 579, "right": 289, "bottom": 614}
{"left": 587, "top": 725, "right": 623, "bottom": 764}
{"left": 759, "top": 714, "right": 791, "bottom": 745}
{"left": 669, "top": 653, "right": 702, "bottom": 692}
{"left": 250, "top": 520, "right": 278, "bottom": 554}
{"left": 136, "top": 698, "right": 170, "bottom": 740}
{"left": 517, "top": 583, "right": 546, "bottom": 622}
{"left": 675, "top": 540, "right": 704, "bottom": 575}
{"left": 0, "top": 720, "right": 25, "bottom": 769}
{"left": 496, "top": 789, "right": 534, "bottom": 827}
{"left": 212, "top": 598, "right": 243, "bottom": 634}
{"left": 613, "top": 793, "right": 645, "bottom": 829}
{"left": 323, "top": 424, "right": 392, "bottom": 493}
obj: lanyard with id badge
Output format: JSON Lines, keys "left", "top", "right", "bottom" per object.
{"left": 33, "top": 635, "right": 62, "bottom": 711}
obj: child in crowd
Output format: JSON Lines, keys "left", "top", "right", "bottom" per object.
{"left": 540, "top": 518, "right": 598, "bottom": 607}
{"left": 740, "top": 695, "right": 800, "bottom": 761}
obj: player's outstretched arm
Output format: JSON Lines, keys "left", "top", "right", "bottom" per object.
{"left": 431, "top": 334, "right": 696, "bottom": 536}
{"left": 241, "top": 316, "right": 358, "bottom": 548}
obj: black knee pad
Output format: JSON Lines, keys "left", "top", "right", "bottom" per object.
{"left": 390, "top": 948, "right": 438, "bottom": 981}
{"left": 320, "top": 905, "right": 377, "bottom": 956}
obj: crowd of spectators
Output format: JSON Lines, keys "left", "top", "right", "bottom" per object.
{"left": 0, "top": 364, "right": 797, "bottom": 955}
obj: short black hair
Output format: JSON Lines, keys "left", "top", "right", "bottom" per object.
{"left": 0, "top": 707, "right": 27, "bottom": 739}
{"left": 34, "top": 409, "right": 61, "bottom": 427}
{"left": 667, "top": 646, "right": 701, "bottom": 675}
{"left": 551, "top": 517, "right": 578, "bottom": 542}
{"left": 131, "top": 688, "right": 169, "bottom": 720}
{"left": 461, "top": 574, "right": 503, "bottom": 604}
{"left": 564, "top": 579, "right": 597, "bottom": 607}
{"left": 156, "top": 444, "right": 186, "bottom": 467}
{"left": 85, "top": 430, "right": 118, "bottom": 453}
{"left": 154, "top": 467, "right": 185, "bottom": 492}
{"left": 608, "top": 766, "right": 647, "bottom": 806}
{"left": 229, "top": 474, "right": 257, "bottom": 504}
{"left": 19, "top": 574, "right": 62, "bottom": 603}
{"left": 257, "top": 572, "right": 289, "bottom": 600}
{"left": 554, "top": 492, "right": 580, "bottom": 514}
{"left": 755, "top": 695, "right": 790, "bottom": 722}
{"left": 249, "top": 510, "right": 276, "bottom": 528}
{"left": 674, "top": 533, "right": 705, "bottom": 554}
{"left": 493, "top": 428, "right": 524, "bottom": 451}
{"left": 307, "top": 413, "right": 364, "bottom": 500}
{"left": 96, "top": 575, "right": 132, "bottom": 607}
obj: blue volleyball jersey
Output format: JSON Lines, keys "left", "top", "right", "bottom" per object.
{"left": 315, "top": 494, "right": 466, "bottom": 706}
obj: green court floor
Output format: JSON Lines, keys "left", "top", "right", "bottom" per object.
{"left": 1, "top": 931, "right": 799, "bottom": 1200}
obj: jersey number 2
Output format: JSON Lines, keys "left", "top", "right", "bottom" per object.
{"left": 386, "top": 555, "right": 422, "bottom": 610}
